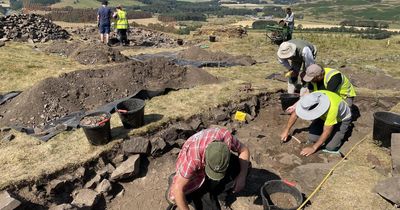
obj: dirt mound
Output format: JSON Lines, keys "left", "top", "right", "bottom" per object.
{"left": 0, "top": 14, "right": 69, "bottom": 43}
{"left": 0, "top": 58, "right": 219, "bottom": 127}
{"left": 44, "top": 41, "right": 127, "bottom": 64}
{"left": 177, "top": 46, "right": 256, "bottom": 66}
{"left": 69, "top": 26, "right": 179, "bottom": 48}
{"left": 194, "top": 26, "right": 247, "bottom": 38}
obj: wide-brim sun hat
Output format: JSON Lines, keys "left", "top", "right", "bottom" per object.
{"left": 296, "top": 92, "right": 330, "bottom": 121}
{"left": 277, "top": 42, "right": 296, "bottom": 59}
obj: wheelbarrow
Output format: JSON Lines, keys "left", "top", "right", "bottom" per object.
{"left": 265, "top": 25, "right": 290, "bottom": 45}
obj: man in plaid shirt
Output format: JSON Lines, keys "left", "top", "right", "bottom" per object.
{"left": 167, "top": 127, "right": 250, "bottom": 210}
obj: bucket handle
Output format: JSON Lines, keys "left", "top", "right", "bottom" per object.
{"left": 283, "top": 179, "right": 296, "bottom": 187}
{"left": 117, "top": 109, "right": 128, "bottom": 113}
{"left": 98, "top": 118, "right": 110, "bottom": 126}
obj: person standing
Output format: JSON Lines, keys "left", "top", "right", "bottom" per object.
{"left": 113, "top": 5, "right": 129, "bottom": 46}
{"left": 166, "top": 127, "right": 250, "bottom": 210}
{"left": 284, "top": 7, "right": 294, "bottom": 40}
{"left": 97, "top": 1, "right": 112, "bottom": 45}
{"left": 277, "top": 39, "right": 317, "bottom": 95}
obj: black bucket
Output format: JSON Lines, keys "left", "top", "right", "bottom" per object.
{"left": 116, "top": 98, "right": 145, "bottom": 129}
{"left": 209, "top": 35, "right": 216, "bottom": 42}
{"left": 373, "top": 111, "right": 400, "bottom": 148}
{"left": 177, "top": 39, "right": 183, "bottom": 45}
{"left": 80, "top": 111, "right": 111, "bottom": 146}
{"left": 260, "top": 180, "right": 303, "bottom": 210}
{"left": 279, "top": 93, "right": 300, "bottom": 111}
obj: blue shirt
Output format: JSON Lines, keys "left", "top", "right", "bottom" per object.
{"left": 98, "top": 6, "right": 112, "bottom": 25}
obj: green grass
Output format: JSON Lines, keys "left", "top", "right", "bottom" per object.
{"left": 51, "top": 0, "right": 144, "bottom": 9}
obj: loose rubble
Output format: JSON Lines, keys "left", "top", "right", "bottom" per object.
{"left": 0, "top": 14, "right": 69, "bottom": 43}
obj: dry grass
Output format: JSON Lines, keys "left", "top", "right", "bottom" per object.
{"left": 130, "top": 18, "right": 162, "bottom": 26}
{"left": 0, "top": 42, "right": 84, "bottom": 92}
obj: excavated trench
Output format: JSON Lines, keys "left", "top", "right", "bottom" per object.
{"left": 5, "top": 92, "right": 398, "bottom": 210}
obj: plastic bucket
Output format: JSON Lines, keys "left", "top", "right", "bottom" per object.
{"left": 209, "top": 35, "right": 216, "bottom": 42}
{"left": 279, "top": 93, "right": 300, "bottom": 111}
{"left": 373, "top": 111, "right": 400, "bottom": 148}
{"left": 177, "top": 39, "right": 183, "bottom": 45}
{"left": 260, "top": 180, "right": 303, "bottom": 210}
{"left": 80, "top": 111, "right": 111, "bottom": 146}
{"left": 116, "top": 98, "right": 145, "bottom": 129}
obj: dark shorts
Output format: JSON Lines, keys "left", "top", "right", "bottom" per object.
{"left": 99, "top": 23, "right": 110, "bottom": 34}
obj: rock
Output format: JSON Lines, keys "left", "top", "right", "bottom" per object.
{"left": 175, "top": 139, "right": 186, "bottom": 148}
{"left": 84, "top": 175, "right": 102, "bottom": 189}
{"left": 71, "top": 189, "right": 100, "bottom": 209}
{"left": 49, "top": 204, "right": 78, "bottom": 210}
{"left": 47, "top": 179, "right": 68, "bottom": 195}
{"left": 122, "top": 137, "right": 150, "bottom": 155}
{"left": 189, "top": 119, "right": 203, "bottom": 130}
{"left": 290, "top": 163, "right": 336, "bottom": 194}
{"left": 110, "top": 155, "right": 140, "bottom": 181}
{"left": 2, "top": 134, "right": 15, "bottom": 142}
{"left": 374, "top": 176, "right": 400, "bottom": 205}
{"left": 0, "top": 38, "right": 8, "bottom": 42}
{"left": 97, "top": 163, "right": 116, "bottom": 178}
{"left": 116, "top": 188, "right": 125, "bottom": 198}
{"left": 112, "top": 154, "right": 125, "bottom": 165}
{"left": 150, "top": 137, "right": 167, "bottom": 157}
{"left": 75, "top": 167, "right": 86, "bottom": 179}
{"left": 392, "top": 133, "right": 400, "bottom": 175}
{"left": 171, "top": 148, "right": 181, "bottom": 156}
{"left": 213, "top": 109, "right": 228, "bottom": 122}
{"left": 173, "top": 123, "right": 195, "bottom": 139}
{"left": 95, "top": 179, "right": 112, "bottom": 194}
{"left": 160, "top": 127, "right": 178, "bottom": 145}
{"left": 0, "top": 41, "right": 4, "bottom": 47}
{"left": 0, "top": 127, "right": 11, "bottom": 132}
{"left": 0, "top": 191, "right": 21, "bottom": 210}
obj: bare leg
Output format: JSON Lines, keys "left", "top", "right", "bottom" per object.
{"left": 100, "top": 33, "right": 104, "bottom": 43}
{"left": 105, "top": 33, "right": 109, "bottom": 44}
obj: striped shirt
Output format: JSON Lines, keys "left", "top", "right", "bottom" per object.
{"left": 169, "top": 127, "right": 242, "bottom": 200}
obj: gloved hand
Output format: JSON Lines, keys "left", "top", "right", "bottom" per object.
{"left": 285, "top": 71, "right": 292, "bottom": 78}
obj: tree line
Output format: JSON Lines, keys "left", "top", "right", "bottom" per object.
{"left": 340, "top": 20, "right": 389, "bottom": 28}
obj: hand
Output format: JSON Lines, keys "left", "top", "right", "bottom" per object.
{"left": 285, "top": 104, "right": 296, "bottom": 114}
{"left": 233, "top": 174, "right": 246, "bottom": 193}
{"left": 300, "top": 146, "right": 317, "bottom": 156}
{"left": 280, "top": 130, "right": 289, "bottom": 142}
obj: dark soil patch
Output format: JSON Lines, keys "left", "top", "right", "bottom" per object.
{"left": 0, "top": 58, "right": 220, "bottom": 127}
{"left": 44, "top": 41, "right": 127, "bottom": 65}
{"left": 339, "top": 66, "right": 400, "bottom": 91}
{"left": 177, "top": 46, "right": 256, "bottom": 66}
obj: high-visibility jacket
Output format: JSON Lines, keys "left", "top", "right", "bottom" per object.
{"left": 116, "top": 10, "right": 128, "bottom": 29}
{"left": 312, "top": 68, "right": 356, "bottom": 99}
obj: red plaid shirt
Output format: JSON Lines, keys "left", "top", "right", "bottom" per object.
{"left": 169, "top": 127, "right": 242, "bottom": 200}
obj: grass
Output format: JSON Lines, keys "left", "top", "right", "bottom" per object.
{"left": 0, "top": 42, "right": 85, "bottom": 92}
{"left": 51, "top": 0, "right": 143, "bottom": 9}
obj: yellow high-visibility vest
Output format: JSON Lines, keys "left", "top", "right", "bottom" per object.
{"left": 312, "top": 68, "right": 356, "bottom": 99}
{"left": 116, "top": 10, "right": 128, "bottom": 29}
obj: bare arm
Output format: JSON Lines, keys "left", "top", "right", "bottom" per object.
{"left": 233, "top": 144, "right": 250, "bottom": 193}
{"left": 173, "top": 174, "right": 190, "bottom": 210}
{"left": 301, "top": 125, "right": 333, "bottom": 156}
{"left": 280, "top": 111, "right": 298, "bottom": 141}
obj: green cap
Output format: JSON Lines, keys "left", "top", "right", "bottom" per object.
{"left": 205, "top": 141, "right": 230, "bottom": 181}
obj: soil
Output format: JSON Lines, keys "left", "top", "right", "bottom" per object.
{"left": 107, "top": 94, "right": 399, "bottom": 210}
{"left": 339, "top": 66, "right": 400, "bottom": 91}
{"left": 80, "top": 113, "right": 109, "bottom": 127}
{"left": 269, "top": 192, "right": 298, "bottom": 209}
{"left": 177, "top": 46, "right": 256, "bottom": 66}
{"left": 0, "top": 58, "right": 220, "bottom": 127}
{"left": 44, "top": 40, "right": 128, "bottom": 65}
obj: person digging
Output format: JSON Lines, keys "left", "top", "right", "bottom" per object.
{"left": 285, "top": 64, "right": 356, "bottom": 114}
{"left": 277, "top": 39, "right": 317, "bottom": 95}
{"left": 166, "top": 127, "right": 250, "bottom": 210}
{"left": 280, "top": 90, "right": 352, "bottom": 156}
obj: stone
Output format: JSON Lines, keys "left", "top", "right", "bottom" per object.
{"left": 173, "top": 123, "right": 195, "bottom": 139}
{"left": 2, "top": 134, "right": 15, "bottom": 142}
{"left": 49, "top": 204, "right": 78, "bottom": 210}
{"left": 47, "top": 179, "right": 68, "bottom": 195}
{"left": 290, "top": 162, "right": 336, "bottom": 194}
{"left": 160, "top": 127, "right": 178, "bottom": 145}
{"left": 277, "top": 153, "right": 302, "bottom": 165}
{"left": 0, "top": 127, "right": 11, "bottom": 132}
{"left": 189, "top": 119, "right": 202, "bottom": 130}
{"left": 75, "top": 167, "right": 86, "bottom": 179}
{"left": 374, "top": 176, "right": 400, "bottom": 205}
{"left": 150, "top": 137, "right": 167, "bottom": 157}
{"left": 0, "top": 191, "right": 21, "bottom": 210}
{"left": 122, "top": 137, "right": 150, "bottom": 155}
{"left": 175, "top": 139, "right": 186, "bottom": 148}
{"left": 171, "top": 148, "right": 181, "bottom": 156}
{"left": 97, "top": 163, "right": 116, "bottom": 178}
{"left": 110, "top": 155, "right": 140, "bottom": 181}
{"left": 213, "top": 109, "right": 228, "bottom": 122}
{"left": 95, "top": 179, "right": 112, "bottom": 194}
{"left": 112, "top": 154, "right": 125, "bottom": 165}
{"left": 84, "top": 175, "right": 102, "bottom": 189}
{"left": 392, "top": 133, "right": 400, "bottom": 175}
{"left": 71, "top": 189, "right": 100, "bottom": 209}
{"left": 0, "top": 41, "right": 4, "bottom": 47}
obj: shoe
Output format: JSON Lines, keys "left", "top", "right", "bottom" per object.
{"left": 321, "top": 149, "right": 341, "bottom": 155}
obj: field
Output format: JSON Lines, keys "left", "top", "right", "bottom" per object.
{"left": 51, "top": 0, "right": 144, "bottom": 9}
